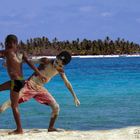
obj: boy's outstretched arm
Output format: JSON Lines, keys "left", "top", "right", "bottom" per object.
{"left": 60, "top": 72, "right": 80, "bottom": 107}
{"left": 28, "top": 57, "right": 50, "bottom": 64}
{"left": 23, "top": 52, "right": 47, "bottom": 81}
{"left": 28, "top": 58, "right": 42, "bottom": 64}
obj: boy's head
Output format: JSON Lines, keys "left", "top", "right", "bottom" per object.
{"left": 57, "top": 51, "right": 71, "bottom": 65}
{"left": 5, "top": 34, "right": 18, "bottom": 49}
{"left": 54, "top": 51, "right": 71, "bottom": 69}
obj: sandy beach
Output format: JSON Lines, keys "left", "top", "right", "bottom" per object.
{"left": 0, "top": 126, "right": 139, "bottom": 140}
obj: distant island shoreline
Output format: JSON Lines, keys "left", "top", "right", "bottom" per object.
{"left": 1, "top": 36, "right": 140, "bottom": 56}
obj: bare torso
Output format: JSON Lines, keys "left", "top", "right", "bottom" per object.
{"left": 5, "top": 50, "right": 23, "bottom": 80}
{"left": 30, "top": 60, "right": 59, "bottom": 86}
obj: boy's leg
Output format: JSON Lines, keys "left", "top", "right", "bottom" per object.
{"left": 33, "top": 88, "right": 60, "bottom": 132}
{"left": 48, "top": 103, "right": 60, "bottom": 132}
{"left": 9, "top": 90, "right": 23, "bottom": 134}
{"left": 0, "top": 99, "right": 11, "bottom": 113}
{"left": 48, "top": 115, "right": 58, "bottom": 132}
{"left": 0, "top": 81, "right": 11, "bottom": 91}
{"left": 0, "top": 81, "right": 32, "bottom": 113}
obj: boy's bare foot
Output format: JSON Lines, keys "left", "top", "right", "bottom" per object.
{"left": 48, "top": 128, "right": 59, "bottom": 132}
{"left": 48, "top": 128, "right": 65, "bottom": 132}
{"left": 8, "top": 129, "right": 23, "bottom": 135}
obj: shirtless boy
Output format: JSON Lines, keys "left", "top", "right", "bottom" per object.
{"left": 0, "top": 34, "right": 46, "bottom": 134}
{"left": 0, "top": 51, "right": 80, "bottom": 132}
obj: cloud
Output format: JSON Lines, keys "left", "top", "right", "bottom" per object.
{"left": 101, "top": 12, "right": 113, "bottom": 17}
{"left": 0, "top": 21, "right": 19, "bottom": 26}
{"left": 22, "top": 13, "right": 38, "bottom": 20}
{"left": 79, "top": 6, "right": 94, "bottom": 12}
{"left": 0, "top": 18, "right": 32, "bottom": 30}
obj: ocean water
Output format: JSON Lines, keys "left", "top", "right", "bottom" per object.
{"left": 0, "top": 57, "right": 140, "bottom": 130}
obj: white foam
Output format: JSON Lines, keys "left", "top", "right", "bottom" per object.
{"left": 73, "top": 54, "right": 140, "bottom": 58}
{"left": 32, "top": 55, "right": 120, "bottom": 59}
{"left": 3, "top": 54, "right": 140, "bottom": 60}
{"left": 72, "top": 55, "right": 120, "bottom": 58}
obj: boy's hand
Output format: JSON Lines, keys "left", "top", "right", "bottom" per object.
{"left": 38, "top": 73, "right": 48, "bottom": 83}
{"left": 74, "top": 97, "right": 80, "bottom": 107}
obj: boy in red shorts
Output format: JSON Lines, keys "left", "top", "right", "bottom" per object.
{"left": 0, "top": 51, "right": 80, "bottom": 132}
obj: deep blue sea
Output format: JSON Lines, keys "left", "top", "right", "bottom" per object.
{"left": 0, "top": 57, "right": 140, "bottom": 130}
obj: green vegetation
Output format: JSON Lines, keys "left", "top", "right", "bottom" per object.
{"left": 1, "top": 36, "right": 140, "bottom": 56}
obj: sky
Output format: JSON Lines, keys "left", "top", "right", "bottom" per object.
{"left": 0, "top": 0, "right": 140, "bottom": 44}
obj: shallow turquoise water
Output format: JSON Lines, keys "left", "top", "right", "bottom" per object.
{"left": 0, "top": 57, "right": 140, "bottom": 130}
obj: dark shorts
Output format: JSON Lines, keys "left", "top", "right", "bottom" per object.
{"left": 11, "top": 80, "right": 25, "bottom": 92}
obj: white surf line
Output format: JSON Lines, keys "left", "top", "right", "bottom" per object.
{"left": 0, "top": 54, "right": 139, "bottom": 60}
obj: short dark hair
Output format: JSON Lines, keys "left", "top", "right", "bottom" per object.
{"left": 5, "top": 34, "right": 18, "bottom": 44}
{"left": 57, "top": 51, "right": 71, "bottom": 65}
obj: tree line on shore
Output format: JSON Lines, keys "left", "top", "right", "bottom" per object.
{"left": 1, "top": 36, "right": 140, "bottom": 56}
